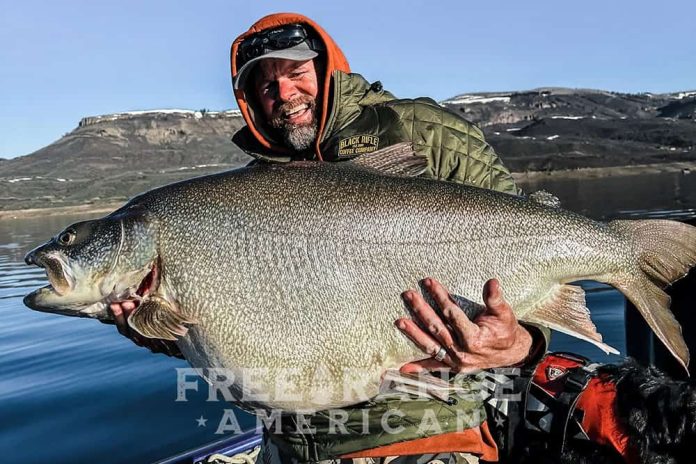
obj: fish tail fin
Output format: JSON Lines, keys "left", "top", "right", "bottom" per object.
{"left": 610, "top": 219, "right": 696, "bottom": 371}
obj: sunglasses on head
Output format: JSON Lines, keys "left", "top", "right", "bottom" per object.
{"left": 237, "top": 24, "right": 324, "bottom": 68}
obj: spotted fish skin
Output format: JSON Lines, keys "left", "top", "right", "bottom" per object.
{"left": 24, "top": 161, "right": 696, "bottom": 412}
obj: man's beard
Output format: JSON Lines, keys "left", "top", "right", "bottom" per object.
{"left": 269, "top": 96, "right": 318, "bottom": 152}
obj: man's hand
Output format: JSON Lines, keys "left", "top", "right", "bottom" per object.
{"left": 108, "top": 302, "right": 183, "bottom": 358}
{"left": 395, "top": 278, "right": 532, "bottom": 374}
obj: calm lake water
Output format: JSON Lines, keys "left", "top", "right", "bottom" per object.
{"left": 1, "top": 168, "right": 695, "bottom": 463}
{"left": 0, "top": 214, "right": 254, "bottom": 464}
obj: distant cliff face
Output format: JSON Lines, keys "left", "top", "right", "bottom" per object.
{"left": 442, "top": 88, "right": 696, "bottom": 126}
{"left": 0, "top": 110, "right": 250, "bottom": 211}
{"left": 441, "top": 88, "right": 696, "bottom": 172}
{"left": 1, "top": 88, "right": 695, "bottom": 211}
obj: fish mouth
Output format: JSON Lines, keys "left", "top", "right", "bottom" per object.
{"left": 25, "top": 257, "right": 160, "bottom": 321}
{"left": 23, "top": 250, "right": 77, "bottom": 313}
{"left": 23, "top": 285, "right": 102, "bottom": 317}
{"left": 36, "top": 253, "right": 75, "bottom": 296}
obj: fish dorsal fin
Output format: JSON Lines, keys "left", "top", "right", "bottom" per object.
{"left": 525, "top": 284, "right": 619, "bottom": 355}
{"left": 351, "top": 142, "right": 428, "bottom": 177}
{"left": 528, "top": 190, "right": 562, "bottom": 208}
{"left": 128, "top": 295, "right": 197, "bottom": 340}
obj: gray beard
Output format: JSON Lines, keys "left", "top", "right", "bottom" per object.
{"left": 281, "top": 121, "right": 318, "bottom": 152}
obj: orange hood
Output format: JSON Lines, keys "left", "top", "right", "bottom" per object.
{"left": 230, "top": 13, "right": 351, "bottom": 160}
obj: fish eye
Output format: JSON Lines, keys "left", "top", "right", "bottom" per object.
{"left": 57, "top": 229, "right": 76, "bottom": 246}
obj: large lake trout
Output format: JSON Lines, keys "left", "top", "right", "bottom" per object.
{"left": 23, "top": 145, "right": 696, "bottom": 411}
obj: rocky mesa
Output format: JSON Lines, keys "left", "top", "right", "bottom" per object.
{"left": 442, "top": 88, "right": 696, "bottom": 172}
{"left": 1, "top": 110, "right": 249, "bottom": 211}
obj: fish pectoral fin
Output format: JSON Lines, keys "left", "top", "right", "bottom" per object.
{"left": 127, "top": 296, "right": 196, "bottom": 341}
{"left": 350, "top": 142, "right": 428, "bottom": 177}
{"left": 525, "top": 284, "right": 619, "bottom": 355}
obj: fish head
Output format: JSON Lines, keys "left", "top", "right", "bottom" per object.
{"left": 23, "top": 207, "right": 158, "bottom": 321}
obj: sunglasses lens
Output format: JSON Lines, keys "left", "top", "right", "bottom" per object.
{"left": 238, "top": 25, "right": 309, "bottom": 67}
{"left": 273, "top": 37, "right": 291, "bottom": 48}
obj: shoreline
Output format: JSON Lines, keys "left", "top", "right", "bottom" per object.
{"left": 512, "top": 161, "right": 695, "bottom": 182}
{"left": 0, "top": 202, "right": 125, "bottom": 220}
{"left": 2, "top": 161, "right": 695, "bottom": 220}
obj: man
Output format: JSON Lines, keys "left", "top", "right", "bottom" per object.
{"left": 111, "top": 12, "right": 547, "bottom": 462}
{"left": 229, "top": 12, "right": 541, "bottom": 370}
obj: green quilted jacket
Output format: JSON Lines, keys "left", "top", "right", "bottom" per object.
{"left": 232, "top": 71, "right": 520, "bottom": 196}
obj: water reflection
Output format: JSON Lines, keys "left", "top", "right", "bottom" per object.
{"left": 0, "top": 213, "right": 253, "bottom": 464}
{"left": 518, "top": 168, "right": 696, "bottom": 220}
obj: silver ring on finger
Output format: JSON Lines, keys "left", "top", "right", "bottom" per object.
{"left": 434, "top": 346, "right": 447, "bottom": 362}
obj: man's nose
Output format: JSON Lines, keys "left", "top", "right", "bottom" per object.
{"left": 277, "top": 78, "right": 298, "bottom": 102}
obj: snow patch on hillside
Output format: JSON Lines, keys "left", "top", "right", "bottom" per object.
{"left": 442, "top": 95, "right": 511, "bottom": 105}
{"left": 80, "top": 109, "right": 243, "bottom": 126}
{"left": 176, "top": 164, "right": 222, "bottom": 172}
{"left": 5, "top": 177, "right": 71, "bottom": 183}
{"left": 119, "top": 109, "right": 241, "bottom": 117}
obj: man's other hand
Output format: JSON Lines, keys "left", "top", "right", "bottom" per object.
{"left": 396, "top": 278, "right": 532, "bottom": 374}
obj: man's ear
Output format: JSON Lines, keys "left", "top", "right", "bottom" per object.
{"left": 313, "top": 56, "right": 327, "bottom": 86}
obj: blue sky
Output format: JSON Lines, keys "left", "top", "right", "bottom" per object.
{"left": 1, "top": 0, "right": 694, "bottom": 159}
